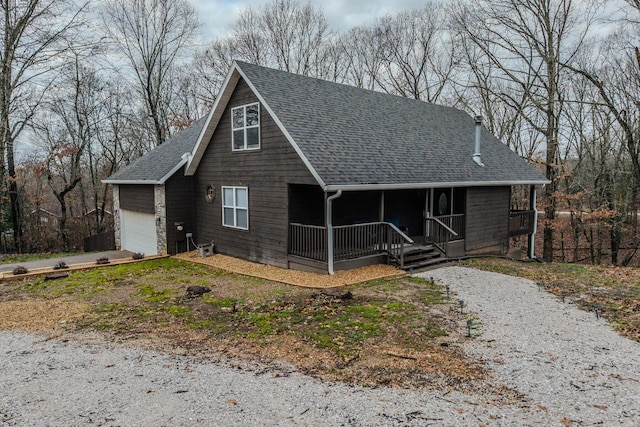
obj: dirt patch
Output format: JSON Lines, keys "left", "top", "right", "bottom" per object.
{"left": 0, "top": 299, "right": 88, "bottom": 330}
{"left": 173, "top": 251, "right": 404, "bottom": 288}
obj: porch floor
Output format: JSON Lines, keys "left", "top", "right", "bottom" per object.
{"left": 174, "top": 251, "right": 405, "bottom": 288}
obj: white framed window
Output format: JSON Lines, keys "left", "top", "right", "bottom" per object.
{"left": 222, "top": 186, "right": 248, "bottom": 230}
{"left": 232, "top": 103, "right": 260, "bottom": 151}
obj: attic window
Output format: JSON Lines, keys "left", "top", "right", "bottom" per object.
{"left": 232, "top": 103, "right": 260, "bottom": 151}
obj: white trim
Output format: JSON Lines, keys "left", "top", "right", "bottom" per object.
{"left": 102, "top": 179, "right": 163, "bottom": 185}
{"left": 324, "top": 180, "right": 550, "bottom": 192}
{"left": 103, "top": 153, "right": 191, "bottom": 185}
{"left": 186, "top": 67, "right": 241, "bottom": 175}
{"left": 221, "top": 186, "right": 249, "bottom": 230}
{"left": 233, "top": 64, "right": 327, "bottom": 189}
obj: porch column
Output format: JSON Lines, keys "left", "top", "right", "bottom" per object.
{"left": 326, "top": 190, "right": 342, "bottom": 275}
{"left": 379, "top": 191, "right": 385, "bottom": 222}
{"left": 528, "top": 185, "right": 537, "bottom": 259}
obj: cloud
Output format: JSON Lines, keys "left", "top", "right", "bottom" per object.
{"left": 191, "top": 0, "right": 431, "bottom": 41}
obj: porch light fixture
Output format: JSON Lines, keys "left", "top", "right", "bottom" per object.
{"left": 205, "top": 185, "right": 215, "bottom": 203}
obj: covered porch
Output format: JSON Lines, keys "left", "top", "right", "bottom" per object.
{"left": 287, "top": 184, "right": 536, "bottom": 274}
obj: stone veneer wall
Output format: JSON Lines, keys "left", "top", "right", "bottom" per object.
{"left": 154, "top": 184, "right": 167, "bottom": 255}
{"left": 113, "top": 185, "right": 121, "bottom": 250}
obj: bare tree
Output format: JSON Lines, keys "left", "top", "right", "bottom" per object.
{"left": 452, "top": 0, "right": 599, "bottom": 261}
{"left": 340, "top": 26, "right": 387, "bottom": 90}
{"left": 260, "top": 0, "right": 329, "bottom": 76}
{"left": 102, "top": 0, "right": 199, "bottom": 146}
{"left": 0, "top": 0, "right": 86, "bottom": 250}
{"left": 35, "top": 54, "right": 102, "bottom": 251}
{"left": 374, "top": 6, "right": 458, "bottom": 102}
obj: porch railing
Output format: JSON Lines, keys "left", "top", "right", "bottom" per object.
{"left": 289, "top": 222, "right": 414, "bottom": 267}
{"left": 425, "top": 217, "right": 459, "bottom": 255}
{"left": 289, "top": 223, "right": 327, "bottom": 261}
{"left": 509, "top": 210, "right": 536, "bottom": 237}
{"left": 433, "top": 213, "right": 465, "bottom": 240}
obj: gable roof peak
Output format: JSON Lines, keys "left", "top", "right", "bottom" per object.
{"left": 187, "top": 61, "right": 548, "bottom": 188}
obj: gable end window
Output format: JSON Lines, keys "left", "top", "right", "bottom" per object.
{"left": 222, "top": 186, "right": 248, "bottom": 230}
{"left": 232, "top": 103, "right": 260, "bottom": 151}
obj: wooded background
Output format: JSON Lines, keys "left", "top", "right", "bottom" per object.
{"left": 1, "top": 0, "right": 639, "bottom": 266}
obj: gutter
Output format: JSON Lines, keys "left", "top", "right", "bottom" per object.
{"left": 326, "top": 190, "right": 343, "bottom": 275}
{"left": 324, "top": 180, "right": 550, "bottom": 192}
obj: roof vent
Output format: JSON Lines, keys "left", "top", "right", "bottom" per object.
{"left": 473, "top": 115, "right": 485, "bottom": 167}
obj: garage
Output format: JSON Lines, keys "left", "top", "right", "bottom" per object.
{"left": 120, "top": 209, "right": 158, "bottom": 255}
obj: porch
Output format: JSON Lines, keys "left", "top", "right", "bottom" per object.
{"left": 288, "top": 215, "right": 464, "bottom": 273}
{"left": 286, "top": 185, "right": 537, "bottom": 274}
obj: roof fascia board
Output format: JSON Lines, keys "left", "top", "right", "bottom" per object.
{"left": 324, "top": 180, "right": 550, "bottom": 192}
{"left": 233, "top": 65, "right": 328, "bottom": 190}
{"left": 185, "top": 64, "right": 241, "bottom": 175}
{"left": 102, "top": 156, "right": 188, "bottom": 185}
{"left": 156, "top": 156, "right": 189, "bottom": 184}
{"left": 101, "top": 179, "right": 162, "bottom": 185}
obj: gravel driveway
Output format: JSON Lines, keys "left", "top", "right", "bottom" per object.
{"left": 1, "top": 266, "right": 639, "bottom": 426}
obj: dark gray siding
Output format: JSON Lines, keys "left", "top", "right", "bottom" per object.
{"left": 165, "top": 169, "right": 195, "bottom": 255}
{"left": 119, "top": 185, "right": 154, "bottom": 213}
{"left": 194, "top": 79, "right": 318, "bottom": 268}
{"left": 465, "top": 186, "right": 510, "bottom": 254}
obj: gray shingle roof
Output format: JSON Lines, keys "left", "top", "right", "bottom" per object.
{"left": 104, "top": 117, "right": 207, "bottom": 184}
{"left": 233, "top": 61, "right": 547, "bottom": 188}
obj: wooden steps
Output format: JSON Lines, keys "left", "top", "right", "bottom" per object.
{"left": 391, "top": 244, "right": 446, "bottom": 271}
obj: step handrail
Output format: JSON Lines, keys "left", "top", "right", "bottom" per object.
{"left": 425, "top": 216, "right": 458, "bottom": 254}
{"left": 428, "top": 217, "right": 458, "bottom": 237}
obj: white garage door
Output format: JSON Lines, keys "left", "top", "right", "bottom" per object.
{"left": 120, "top": 209, "right": 158, "bottom": 255}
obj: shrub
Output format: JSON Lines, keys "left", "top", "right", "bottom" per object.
{"left": 53, "top": 261, "right": 68, "bottom": 270}
{"left": 12, "top": 266, "right": 28, "bottom": 275}
{"left": 132, "top": 252, "right": 145, "bottom": 260}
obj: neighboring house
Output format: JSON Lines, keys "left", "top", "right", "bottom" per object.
{"left": 103, "top": 118, "right": 207, "bottom": 255}
{"left": 107, "top": 61, "right": 548, "bottom": 273}
{"left": 30, "top": 208, "right": 60, "bottom": 227}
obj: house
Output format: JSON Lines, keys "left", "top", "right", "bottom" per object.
{"left": 106, "top": 61, "right": 548, "bottom": 273}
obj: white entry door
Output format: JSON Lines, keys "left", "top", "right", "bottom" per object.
{"left": 120, "top": 209, "right": 158, "bottom": 255}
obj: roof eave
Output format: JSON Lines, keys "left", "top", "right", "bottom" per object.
{"left": 185, "top": 64, "right": 241, "bottom": 176}
{"left": 101, "top": 179, "right": 163, "bottom": 185}
{"left": 234, "top": 63, "right": 327, "bottom": 190}
{"left": 324, "top": 179, "right": 550, "bottom": 192}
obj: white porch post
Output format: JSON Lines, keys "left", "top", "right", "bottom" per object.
{"left": 326, "top": 190, "right": 342, "bottom": 275}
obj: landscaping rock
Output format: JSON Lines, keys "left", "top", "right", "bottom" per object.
{"left": 186, "top": 285, "right": 211, "bottom": 297}
{"left": 44, "top": 273, "right": 69, "bottom": 281}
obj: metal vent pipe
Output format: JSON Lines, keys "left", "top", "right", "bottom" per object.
{"left": 473, "top": 115, "right": 485, "bottom": 167}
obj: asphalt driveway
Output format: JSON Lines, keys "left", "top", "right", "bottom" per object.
{"left": 0, "top": 250, "right": 133, "bottom": 273}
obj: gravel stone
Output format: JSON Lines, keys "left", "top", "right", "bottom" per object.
{"left": 419, "top": 266, "right": 640, "bottom": 426}
{"left": 1, "top": 266, "right": 639, "bottom": 426}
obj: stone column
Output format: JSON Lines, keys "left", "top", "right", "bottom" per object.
{"left": 154, "top": 184, "right": 167, "bottom": 255}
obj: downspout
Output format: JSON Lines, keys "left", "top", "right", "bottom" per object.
{"left": 528, "top": 185, "right": 538, "bottom": 259}
{"left": 473, "top": 115, "right": 485, "bottom": 167}
{"left": 326, "top": 190, "right": 343, "bottom": 275}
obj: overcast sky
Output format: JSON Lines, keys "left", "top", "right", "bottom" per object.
{"left": 190, "top": 0, "right": 431, "bottom": 41}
